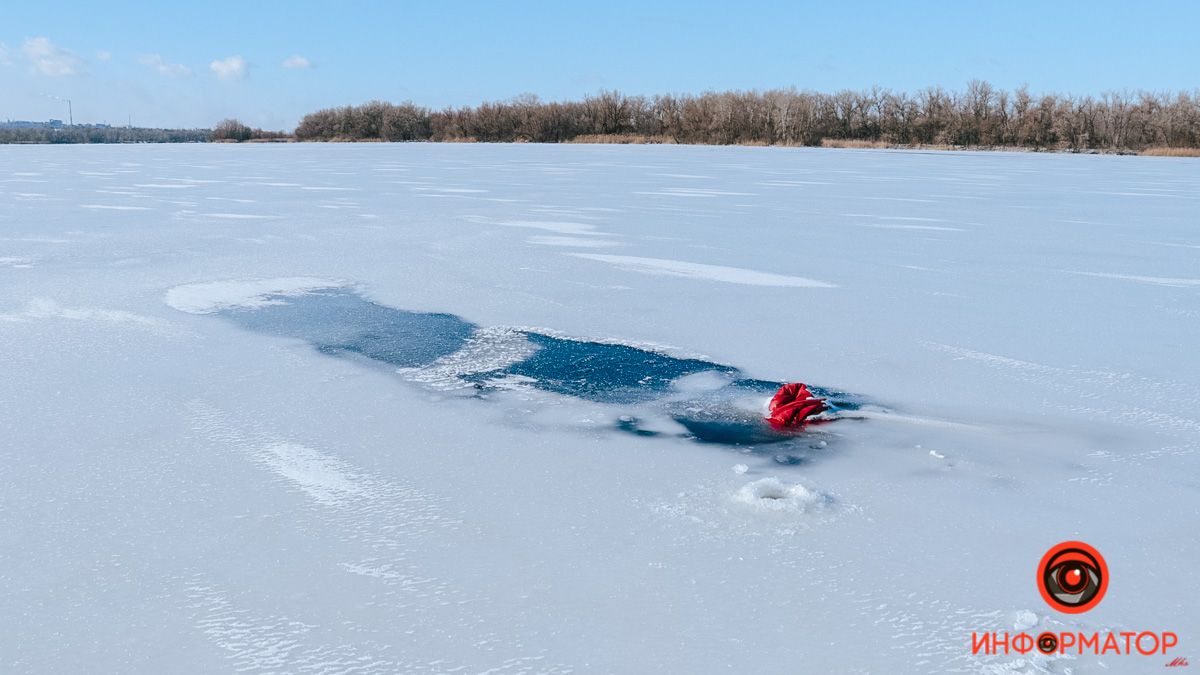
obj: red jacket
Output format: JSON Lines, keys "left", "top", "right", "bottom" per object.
{"left": 765, "top": 382, "right": 826, "bottom": 429}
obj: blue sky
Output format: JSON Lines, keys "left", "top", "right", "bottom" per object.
{"left": 2, "top": 0, "right": 1197, "bottom": 130}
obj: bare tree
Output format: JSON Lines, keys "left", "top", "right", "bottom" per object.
{"left": 284, "top": 84, "right": 1200, "bottom": 152}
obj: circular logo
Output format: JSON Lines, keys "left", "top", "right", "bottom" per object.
{"left": 1036, "top": 631, "right": 1059, "bottom": 654}
{"left": 1037, "top": 541, "right": 1108, "bottom": 614}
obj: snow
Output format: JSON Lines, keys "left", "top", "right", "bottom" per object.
{"left": 526, "top": 235, "right": 619, "bottom": 248}
{"left": 1066, "top": 270, "right": 1200, "bottom": 287}
{"left": 0, "top": 297, "right": 170, "bottom": 328}
{"left": 401, "top": 326, "right": 539, "bottom": 390}
{"left": 164, "top": 277, "right": 344, "bottom": 314}
{"left": 496, "top": 219, "right": 610, "bottom": 235}
{"left": 731, "top": 477, "right": 828, "bottom": 513}
{"left": 1, "top": 143, "right": 1198, "bottom": 674}
{"left": 254, "top": 442, "right": 370, "bottom": 507}
{"left": 569, "top": 253, "right": 838, "bottom": 287}
{"left": 1012, "top": 610, "right": 1040, "bottom": 631}
{"left": 80, "top": 203, "right": 154, "bottom": 210}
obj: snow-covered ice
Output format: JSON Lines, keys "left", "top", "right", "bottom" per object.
{"left": 568, "top": 253, "right": 838, "bottom": 287}
{"left": 1, "top": 143, "right": 1198, "bottom": 673}
{"left": 164, "top": 277, "right": 345, "bottom": 314}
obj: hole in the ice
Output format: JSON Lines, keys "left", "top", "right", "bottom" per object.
{"left": 211, "top": 286, "right": 864, "bottom": 448}
{"left": 733, "top": 477, "right": 829, "bottom": 512}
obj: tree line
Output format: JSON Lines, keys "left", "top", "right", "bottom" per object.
{"left": 0, "top": 126, "right": 212, "bottom": 144}
{"left": 211, "top": 119, "right": 289, "bottom": 142}
{"left": 4, "top": 83, "right": 1198, "bottom": 150}
{"left": 294, "top": 82, "right": 1200, "bottom": 151}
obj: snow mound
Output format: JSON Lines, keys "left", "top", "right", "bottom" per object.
{"left": 732, "top": 477, "right": 828, "bottom": 513}
{"left": 1012, "top": 609, "right": 1039, "bottom": 631}
{"left": 165, "top": 277, "right": 344, "bottom": 314}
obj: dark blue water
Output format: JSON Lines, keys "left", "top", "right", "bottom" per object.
{"left": 220, "top": 288, "right": 863, "bottom": 454}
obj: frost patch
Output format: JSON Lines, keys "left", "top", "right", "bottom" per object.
{"left": 80, "top": 204, "right": 153, "bottom": 211}
{"left": 527, "top": 235, "right": 620, "bottom": 248}
{"left": 571, "top": 253, "right": 837, "bottom": 288}
{"left": 165, "top": 277, "right": 344, "bottom": 314}
{"left": 1067, "top": 270, "right": 1200, "bottom": 288}
{"left": 255, "top": 443, "right": 367, "bottom": 506}
{"left": 860, "top": 223, "right": 965, "bottom": 232}
{"left": 201, "top": 212, "right": 280, "bottom": 220}
{"left": 732, "top": 477, "right": 829, "bottom": 513}
{"left": 633, "top": 187, "right": 755, "bottom": 197}
{"left": 338, "top": 560, "right": 437, "bottom": 589}
{"left": 0, "top": 298, "right": 168, "bottom": 329}
{"left": 500, "top": 219, "right": 607, "bottom": 235}
{"left": 400, "top": 326, "right": 539, "bottom": 390}
{"left": 185, "top": 579, "right": 404, "bottom": 673}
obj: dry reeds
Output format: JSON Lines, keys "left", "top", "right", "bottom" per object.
{"left": 567, "top": 134, "right": 676, "bottom": 144}
{"left": 820, "top": 138, "right": 891, "bottom": 149}
{"left": 1141, "top": 147, "right": 1200, "bottom": 157}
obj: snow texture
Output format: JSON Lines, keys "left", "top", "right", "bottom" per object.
{"left": 165, "top": 277, "right": 344, "bottom": 314}
{"left": 569, "top": 253, "right": 837, "bottom": 287}
{"left": 731, "top": 477, "right": 828, "bottom": 513}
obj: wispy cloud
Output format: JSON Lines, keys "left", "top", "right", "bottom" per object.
{"left": 281, "top": 54, "right": 312, "bottom": 69}
{"left": 209, "top": 55, "right": 247, "bottom": 80}
{"left": 139, "top": 54, "right": 191, "bottom": 77}
{"left": 96, "top": 50, "right": 112, "bottom": 62}
{"left": 22, "top": 37, "right": 84, "bottom": 76}
{"left": 0, "top": 43, "right": 12, "bottom": 67}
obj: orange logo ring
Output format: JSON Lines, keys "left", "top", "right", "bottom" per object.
{"left": 1037, "top": 541, "right": 1108, "bottom": 614}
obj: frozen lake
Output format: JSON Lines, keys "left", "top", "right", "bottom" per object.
{"left": 1, "top": 143, "right": 1197, "bottom": 673}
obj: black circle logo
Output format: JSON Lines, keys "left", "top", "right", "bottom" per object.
{"left": 1036, "top": 631, "right": 1059, "bottom": 654}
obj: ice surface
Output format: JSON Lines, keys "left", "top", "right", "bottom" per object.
{"left": 165, "top": 277, "right": 345, "bottom": 314}
{"left": 1066, "top": 270, "right": 1200, "bottom": 287}
{"left": 2, "top": 144, "right": 1198, "bottom": 673}
{"left": 569, "top": 253, "right": 838, "bottom": 287}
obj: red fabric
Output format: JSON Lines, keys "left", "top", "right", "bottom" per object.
{"left": 765, "top": 382, "right": 826, "bottom": 430}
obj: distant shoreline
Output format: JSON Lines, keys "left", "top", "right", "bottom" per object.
{"left": 5, "top": 81, "right": 1200, "bottom": 157}
{"left": 3, "top": 133, "right": 1197, "bottom": 157}
{"left": 287, "top": 85, "right": 1200, "bottom": 156}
